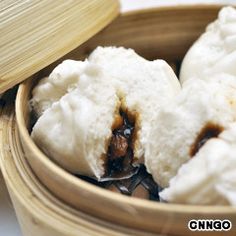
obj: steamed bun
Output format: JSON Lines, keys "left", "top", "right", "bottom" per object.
{"left": 31, "top": 47, "right": 180, "bottom": 179}
{"left": 32, "top": 64, "right": 119, "bottom": 178}
{"left": 180, "top": 6, "right": 236, "bottom": 83}
{"left": 160, "top": 125, "right": 236, "bottom": 206}
{"left": 89, "top": 47, "right": 180, "bottom": 161}
{"left": 145, "top": 74, "right": 236, "bottom": 188}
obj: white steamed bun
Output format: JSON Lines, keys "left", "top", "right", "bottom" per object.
{"left": 145, "top": 74, "right": 236, "bottom": 188}
{"left": 180, "top": 6, "right": 236, "bottom": 83}
{"left": 32, "top": 64, "right": 119, "bottom": 178}
{"left": 89, "top": 47, "right": 180, "bottom": 162}
{"left": 160, "top": 125, "right": 236, "bottom": 206}
{"left": 31, "top": 47, "right": 180, "bottom": 179}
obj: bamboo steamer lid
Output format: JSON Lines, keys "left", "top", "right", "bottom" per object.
{"left": 0, "top": 0, "right": 119, "bottom": 94}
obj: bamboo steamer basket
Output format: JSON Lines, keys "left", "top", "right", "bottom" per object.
{"left": 1, "top": 5, "right": 235, "bottom": 236}
{"left": 0, "top": 93, "right": 159, "bottom": 236}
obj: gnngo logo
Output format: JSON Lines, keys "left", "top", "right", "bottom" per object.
{"left": 188, "top": 219, "right": 232, "bottom": 231}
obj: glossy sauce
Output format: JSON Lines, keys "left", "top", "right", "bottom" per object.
{"left": 105, "top": 110, "right": 136, "bottom": 179}
{"left": 190, "top": 123, "right": 223, "bottom": 157}
{"left": 77, "top": 110, "right": 161, "bottom": 201}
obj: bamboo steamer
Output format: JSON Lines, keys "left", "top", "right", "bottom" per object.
{"left": 1, "top": 5, "right": 236, "bottom": 236}
{"left": 0, "top": 93, "right": 157, "bottom": 236}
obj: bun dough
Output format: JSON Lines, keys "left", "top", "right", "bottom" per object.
{"left": 31, "top": 60, "right": 89, "bottom": 116}
{"left": 32, "top": 65, "right": 119, "bottom": 178}
{"left": 145, "top": 74, "right": 236, "bottom": 188}
{"left": 89, "top": 47, "right": 180, "bottom": 161}
{"left": 160, "top": 125, "right": 236, "bottom": 206}
{"left": 31, "top": 47, "right": 180, "bottom": 179}
{"left": 180, "top": 7, "right": 236, "bottom": 83}
{"left": 149, "top": 7, "right": 236, "bottom": 204}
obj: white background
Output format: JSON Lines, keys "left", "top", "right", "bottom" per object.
{"left": 1, "top": 1, "right": 236, "bottom": 236}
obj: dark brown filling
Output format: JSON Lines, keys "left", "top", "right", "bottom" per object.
{"left": 190, "top": 122, "right": 224, "bottom": 157}
{"left": 105, "top": 109, "right": 136, "bottom": 179}
{"left": 77, "top": 110, "right": 161, "bottom": 201}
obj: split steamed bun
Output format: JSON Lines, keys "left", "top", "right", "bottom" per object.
{"left": 145, "top": 74, "right": 236, "bottom": 188}
{"left": 31, "top": 47, "right": 180, "bottom": 179}
{"left": 180, "top": 6, "right": 236, "bottom": 83}
{"left": 160, "top": 126, "right": 236, "bottom": 206}
{"left": 89, "top": 47, "right": 180, "bottom": 161}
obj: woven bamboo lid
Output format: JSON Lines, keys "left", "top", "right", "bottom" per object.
{"left": 0, "top": 0, "right": 119, "bottom": 94}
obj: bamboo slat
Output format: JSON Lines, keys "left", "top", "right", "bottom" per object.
{"left": 0, "top": 0, "right": 119, "bottom": 94}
